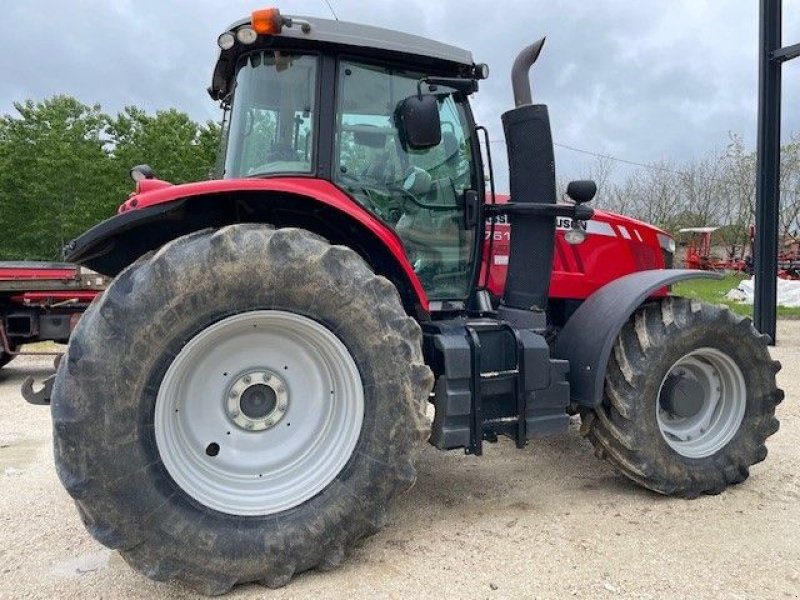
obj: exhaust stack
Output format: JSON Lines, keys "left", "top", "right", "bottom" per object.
{"left": 511, "top": 38, "right": 545, "bottom": 106}
{"left": 499, "top": 38, "right": 558, "bottom": 329}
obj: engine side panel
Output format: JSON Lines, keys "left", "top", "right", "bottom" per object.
{"left": 482, "top": 195, "right": 671, "bottom": 301}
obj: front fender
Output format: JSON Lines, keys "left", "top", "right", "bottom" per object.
{"left": 552, "top": 269, "right": 722, "bottom": 408}
{"left": 64, "top": 178, "right": 430, "bottom": 316}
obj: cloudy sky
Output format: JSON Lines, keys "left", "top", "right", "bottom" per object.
{"left": 2, "top": 0, "right": 798, "bottom": 191}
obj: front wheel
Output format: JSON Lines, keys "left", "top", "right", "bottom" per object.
{"left": 51, "top": 225, "right": 433, "bottom": 594}
{"left": 581, "top": 297, "right": 782, "bottom": 498}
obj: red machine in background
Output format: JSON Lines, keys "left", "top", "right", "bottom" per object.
{"left": 679, "top": 225, "right": 798, "bottom": 279}
{"left": 679, "top": 227, "right": 749, "bottom": 273}
{"left": 778, "top": 235, "right": 800, "bottom": 279}
{"left": 0, "top": 262, "right": 104, "bottom": 400}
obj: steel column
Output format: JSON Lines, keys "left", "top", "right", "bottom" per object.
{"left": 754, "top": 0, "right": 782, "bottom": 343}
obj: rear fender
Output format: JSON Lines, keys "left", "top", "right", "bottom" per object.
{"left": 552, "top": 269, "right": 722, "bottom": 408}
{"left": 65, "top": 182, "right": 429, "bottom": 317}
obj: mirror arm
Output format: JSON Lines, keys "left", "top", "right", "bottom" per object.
{"left": 417, "top": 77, "right": 478, "bottom": 95}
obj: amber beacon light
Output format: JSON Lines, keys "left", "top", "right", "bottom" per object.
{"left": 251, "top": 8, "right": 284, "bottom": 35}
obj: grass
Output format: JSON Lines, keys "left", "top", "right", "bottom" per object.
{"left": 672, "top": 272, "right": 800, "bottom": 319}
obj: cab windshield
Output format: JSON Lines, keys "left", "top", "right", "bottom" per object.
{"left": 221, "top": 52, "right": 480, "bottom": 301}
{"left": 335, "top": 60, "right": 478, "bottom": 300}
{"left": 224, "top": 52, "right": 317, "bottom": 178}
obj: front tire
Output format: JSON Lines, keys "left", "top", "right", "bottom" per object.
{"left": 51, "top": 225, "right": 433, "bottom": 594}
{"left": 581, "top": 297, "right": 782, "bottom": 498}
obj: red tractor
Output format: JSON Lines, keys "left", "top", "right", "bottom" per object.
{"left": 45, "top": 9, "right": 782, "bottom": 594}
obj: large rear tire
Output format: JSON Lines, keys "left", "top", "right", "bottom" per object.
{"left": 580, "top": 297, "right": 782, "bottom": 498}
{"left": 51, "top": 225, "right": 433, "bottom": 594}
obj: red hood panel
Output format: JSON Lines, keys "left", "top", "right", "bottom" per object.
{"left": 482, "top": 194, "right": 669, "bottom": 300}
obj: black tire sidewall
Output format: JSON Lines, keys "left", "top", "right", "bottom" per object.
{"left": 54, "top": 226, "right": 426, "bottom": 582}
{"left": 610, "top": 302, "right": 775, "bottom": 481}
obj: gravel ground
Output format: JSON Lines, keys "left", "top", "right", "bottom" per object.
{"left": 1, "top": 322, "right": 798, "bottom": 600}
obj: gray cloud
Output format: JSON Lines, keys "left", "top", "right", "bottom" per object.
{"left": 2, "top": 0, "right": 798, "bottom": 191}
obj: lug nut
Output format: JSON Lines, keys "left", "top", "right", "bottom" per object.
{"left": 244, "top": 375, "right": 252, "bottom": 384}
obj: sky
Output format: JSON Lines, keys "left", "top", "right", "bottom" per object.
{"left": 1, "top": 0, "right": 798, "bottom": 192}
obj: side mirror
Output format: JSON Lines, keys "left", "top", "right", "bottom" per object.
{"left": 397, "top": 95, "right": 441, "bottom": 150}
{"left": 566, "top": 180, "right": 597, "bottom": 204}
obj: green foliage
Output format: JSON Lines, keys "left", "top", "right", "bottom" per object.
{"left": 672, "top": 273, "right": 800, "bottom": 319}
{"left": 0, "top": 96, "right": 221, "bottom": 260}
{"left": 108, "top": 107, "right": 221, "bottom": 187}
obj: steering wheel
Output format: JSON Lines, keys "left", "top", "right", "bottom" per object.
{"left": 337, "top": 171, "right": 397, "bottom": 219}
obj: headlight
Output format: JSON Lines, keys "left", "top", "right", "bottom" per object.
{"left": 657, "top": 233, "right": 676, "bottom": 268}
{"left": 236, "top": 25, "right": 258, "bottom": 45}
{"left": 657, "top": 233, "right": 676, "bottom": 254}
{"left": 564, "top": 227, "right": 587, "bottom": 245}
{"left": 217, "top": 32, "right": 235, "bottom": 50}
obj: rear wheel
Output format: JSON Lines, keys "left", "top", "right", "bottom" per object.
{"left": 581, "top": 297, "right": 782, "bottom": 498}
{"left": 51, "top": 225, "right": 433, "bottom": 594}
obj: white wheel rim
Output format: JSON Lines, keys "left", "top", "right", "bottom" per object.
{"left": 154, "top": 310, "right": 364, "bottom": 516}
{"left": 656, "top": 347, "right": 746, "bottom": 459}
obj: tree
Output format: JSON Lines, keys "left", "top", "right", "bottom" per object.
{"left": 108, "top": 107, "right": 221, "bottom": 191}
{"left": 0, "top": 97, "right": 221, "bottom": 261}
{"left": 0, "top": 96, "right": 116, "bottom": 259}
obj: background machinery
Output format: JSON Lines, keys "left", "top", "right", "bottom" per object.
{"left": 0, "top": 262, "right": 103, "bottom": 402}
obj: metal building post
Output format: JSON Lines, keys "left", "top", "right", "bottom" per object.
{"left": 754, "top": 0, "right": 782, "bottom": 343}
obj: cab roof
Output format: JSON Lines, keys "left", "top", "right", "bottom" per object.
{"left": 210, "top": 13, "right": 476, "bottom": 101}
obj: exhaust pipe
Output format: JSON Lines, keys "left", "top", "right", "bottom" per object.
{"left": 499, "top": 38, "right": 557, "bottom": 329}
{"left": 511, "top": 38, "right": 546, "bottom": 106}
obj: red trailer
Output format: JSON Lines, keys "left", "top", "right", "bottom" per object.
{"left": 778, "top": 236, "right": 800, "bottom": 279}
{"left": 0, "top": 262, "right": 104, "bottom": 400}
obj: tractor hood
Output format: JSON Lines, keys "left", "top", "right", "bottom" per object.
{"left": 482, "top": 194, "right": 676, "bottom": 301}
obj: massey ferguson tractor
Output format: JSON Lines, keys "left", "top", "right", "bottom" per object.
{"left": 46, "top": 9, "right": 782, "bottom": 594}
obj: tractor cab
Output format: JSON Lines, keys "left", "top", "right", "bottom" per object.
{"left": 211, "top": 10, "right": 487, "bottom": 299}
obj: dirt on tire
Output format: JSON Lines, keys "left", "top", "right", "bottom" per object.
{"left": 50, "top": 225, "right": 434, "bottom": 594}
{"left": 581, "top": 297, "right": 782, "bottom": 497}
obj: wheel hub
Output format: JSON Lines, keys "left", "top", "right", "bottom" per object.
{"left": 226, "top": 371, "right": 288, "bottom": 431}
{"left": 154, "top": 310, "right": 365, "bottom": 516}
{"left": 659, "top": 371, "right": 705, "bottom": 418}
{"left": 655, "top": 347, "right": 746, "bottom": 458}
